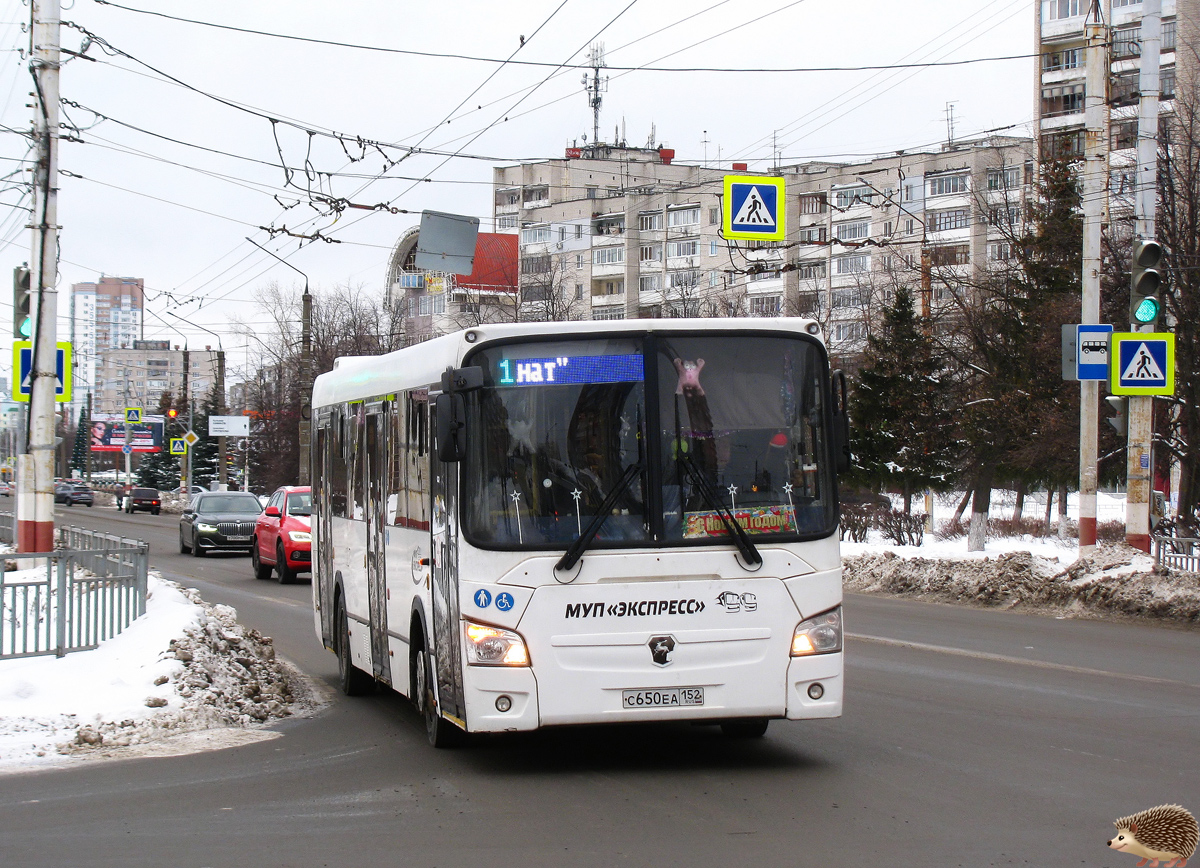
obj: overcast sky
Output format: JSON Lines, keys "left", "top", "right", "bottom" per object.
{"left": 0, "top": 0, "right": 1035, "bottom": 374}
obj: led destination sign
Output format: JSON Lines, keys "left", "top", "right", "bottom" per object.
{"left": 497, "top": 354, "right": 643, "bottom": 387}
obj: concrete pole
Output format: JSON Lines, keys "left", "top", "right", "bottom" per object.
{"left": 1126, "top": 0, "right": 1162, "bottom": 553}
{"left": 19, "top": 0, "right": 61, "bottom": 553}
{"left": 298, "top": 289, "right": 312, "bottom": 484}
{"left": 217, "top": 349, "right": 227, "bottom": 489}
{"left": 1077, "top": 15, "right": 1109, "bottom": 556}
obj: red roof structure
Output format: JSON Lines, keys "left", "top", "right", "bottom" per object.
{"left": 455, "top": 232, "right": 518, "bottom": 295}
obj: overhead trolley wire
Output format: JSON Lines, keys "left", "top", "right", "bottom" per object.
{"left": 91, "top": 0, "right": 1035, "bottom": 74}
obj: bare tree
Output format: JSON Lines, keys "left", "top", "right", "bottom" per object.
{"left": 1158, "top": 62, "right": 1200, "bottom": 530}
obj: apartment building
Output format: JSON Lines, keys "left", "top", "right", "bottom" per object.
{"left": 92, "top": 341, "right": 220, "bottom": 415}
{"left": 1036, "top": 0, "right": 1198, "bottom": 195}
{"left": 492, "top": 138, "right": 1035, "bottom": 359}
{"left": 70, "top": 276, "right": 146, "bottom": 412}
{"left": 385, "top": 228, "right": 519, "bottom": 343}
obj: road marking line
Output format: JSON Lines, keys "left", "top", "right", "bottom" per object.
{"left": 846, "top": 632, "right": 1198, "bottom": 689}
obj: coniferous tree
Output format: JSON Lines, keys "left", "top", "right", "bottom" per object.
{"left": 850, "top": 287, "right": 956, "bottom": 512}
{"left": 69, "top": 404, "right": 90, "bottom": 476}
{"left": 190, "top": 389, "right": 220, "bottom": 489}
{"left": 136, "top": 391, "right": 184, "bottom": 491}
{"left": 947, "top": 157, "right": 1082, "bottom": 549}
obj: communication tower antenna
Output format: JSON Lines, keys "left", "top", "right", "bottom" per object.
{"left": 582, "top": 43, "right": 608, "bottom": 146}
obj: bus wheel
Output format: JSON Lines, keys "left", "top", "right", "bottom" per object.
{"left": 720, "top": 718, "right": 769, "bottom": 738}
{"left": 413, "top": 639, "right": 463, "bottom": 748}
{"left": 335, "top": 597, "right": 373, "bottom": 696}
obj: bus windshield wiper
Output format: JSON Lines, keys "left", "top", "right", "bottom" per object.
{"left": 677, "top": 453, "right": 763, "bottom": 568}
{"left": 556, "top": 462, "right": 642, "bottom": 573}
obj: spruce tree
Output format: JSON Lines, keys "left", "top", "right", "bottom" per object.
{"left": 851, "top": 286, "right": 956, "bottom": 512}
{"left": 70, "top": 404, "right": 90, "bottom": 477}
{"left": 190, "top": 389, "right": 220, "bottom": 488}
{"left": 136, "top": 391, "right": 184, "bottom": 490}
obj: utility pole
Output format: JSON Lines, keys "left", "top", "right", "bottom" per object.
{"left": 246, "top": 237, "right": 312, "bottom": 485}
{"left": 1126, "top": 0, "right": 1162, "bottom": 553}
{"left": 299, "top": 287, "right": 312, "bottom": 484}
{"left": 1077, "top": 6, "right": 1109, "bottom": 556}
{"left": 216, "top": 348, "right": 227, "bottom": 489}
{"left": 122, "top": 367, "right": 132, "bottom": 496}
{"left": 181, "top": 346, "right": 189, "bottom": 492}
{"left": 84, "top": 391, "right": 91, "bottom": 481}
{"left": 19, "top": 0, "right": 61, "bottom": 552}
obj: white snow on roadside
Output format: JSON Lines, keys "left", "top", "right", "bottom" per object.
{"left": 0, "top": 568, "right": 313, "bottom": 773}
{"left": 0, "top": 574, "right": 199, "bottom": 767}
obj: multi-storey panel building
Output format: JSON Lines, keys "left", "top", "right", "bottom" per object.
{"left": 492, "top": 138, "right": 1035, "bottom": 361}
{"left": 385, "top": 229, "right": 518, "bottom": 343}
{"left": 93, "top": 341, "right": 220, "bottom": 415}
{"left": 70, "top": 276, "right": 146, "bottom": 411}
{"left": 1035, "top": 0, "right": 1197, "bottom": 200}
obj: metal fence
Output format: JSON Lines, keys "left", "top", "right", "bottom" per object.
{"left": 0, "top": 518, "right": 149, "bottom": 660}
{"left": 1153, "top": 535, "right": 1200, "bottom": 573}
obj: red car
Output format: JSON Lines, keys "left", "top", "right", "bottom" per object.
{"left": 251, "top": 485, "right": 312, "bottom": 584}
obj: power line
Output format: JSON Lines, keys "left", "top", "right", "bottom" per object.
{"left": 90, "top": 0, "right": 1036, "bottom": 74}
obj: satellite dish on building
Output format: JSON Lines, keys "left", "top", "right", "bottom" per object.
{"left": 414, "top": 210, "right": 479, "bottom": 275}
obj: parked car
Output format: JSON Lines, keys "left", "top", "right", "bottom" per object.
{"left": 251, "top": 485, "right": 312, "bottom": 584}
{"left": 0, "top": 480, "right": 11, "bottom": 496}
{"left": 123, "top": 486, "right": 162, "bottom": 515}
{"left": 56, "top": 482, "right": 94, "bottom": 507}
{"left": 179, "top": 491, "right": 263, "bottom": 557}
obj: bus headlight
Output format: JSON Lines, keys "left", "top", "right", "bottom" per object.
{"left": 285, "top": 530, "right": 312, "bottom": 543}
{"left": 464, "top": 621, "right": 530, "bottom": 666}
{"left": 791, "top": 607, "right": 842, "bottom": 656}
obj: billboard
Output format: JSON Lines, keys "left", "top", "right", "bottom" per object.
{"left": 89, "top": 413, "right": 165, "bottom": 453}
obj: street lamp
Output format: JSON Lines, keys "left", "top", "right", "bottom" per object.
{"left": 246, "top": 237, "right": 313, "bottom": 484}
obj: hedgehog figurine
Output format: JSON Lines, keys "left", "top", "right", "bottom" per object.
{"left": 1107, "top": 804, "right": 1198, "bottom": 867}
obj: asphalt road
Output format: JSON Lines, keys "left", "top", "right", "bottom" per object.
{"left": 2, "top": 504, "right": 1198, "bottom": 867}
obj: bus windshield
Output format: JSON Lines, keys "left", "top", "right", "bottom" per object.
{"left": 461, "top": 332, "right": 837, "bottom": 550}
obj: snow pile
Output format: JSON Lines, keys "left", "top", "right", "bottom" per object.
{"left": 0, "top": 575, "right": 305, "bottom": 770}
{"left": 844, "top": 542, "right": 1200, "bottom": 623}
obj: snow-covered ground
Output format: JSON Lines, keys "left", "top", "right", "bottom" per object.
{"left": 0, "top": 571, "right": 313, "bottom": 773}
{"left": 0, "top": 487, "right": 1190, "bottom": 773}
{"left": 842, "top": 489, "right": 1200, "bottom": 623}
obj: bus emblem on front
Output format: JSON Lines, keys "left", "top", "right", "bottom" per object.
{"left": 648, "top": 635, "right": 676, "bottom": 666}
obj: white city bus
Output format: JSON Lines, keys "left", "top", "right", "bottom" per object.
{"left": 311, "top": 318, "right": 848, "bottom": 746}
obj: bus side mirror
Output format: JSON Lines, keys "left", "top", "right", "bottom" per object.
{"left": 831, "top": 369, "right": 851, "bottom": 474}
{"left": 435, "top": 393, "right": 466, "bottom": 462}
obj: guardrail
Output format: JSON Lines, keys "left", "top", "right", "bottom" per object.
{"left": 0, "top": 519, "right": 149, "bottom": 660}
{"left": 1153, "top": 535, "right": 1200, "bottom": 573}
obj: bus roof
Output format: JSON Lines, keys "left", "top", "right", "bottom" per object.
{"left": 311, "top": 316, "right": 824, "bottom": 409}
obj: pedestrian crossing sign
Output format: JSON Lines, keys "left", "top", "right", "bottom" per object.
{"left": 723, "top": 174, "right": 786, "bottom": 241}
{"left": 1110, "top": 332, "right": 1174, "bottom": 396}
{"left": 169, "top": 438, "right": 187, "bottom": 456}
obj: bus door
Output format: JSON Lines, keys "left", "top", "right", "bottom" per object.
{"left": 428, "top": 400, "right": 465, "bottom": 724}
{"left": 364, "top": 408, "right": 391, "bottom": 683}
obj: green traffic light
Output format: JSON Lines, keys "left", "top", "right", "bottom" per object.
{"left": 1133, "top": 296, "right": 1160, "bottom": 324}
{"left": 17, "top": 316, "right": 30, "bottom": 338}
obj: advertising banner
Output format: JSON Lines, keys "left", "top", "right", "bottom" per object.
{"left": 89, "top": 413, "right": 165, "bottom": 453}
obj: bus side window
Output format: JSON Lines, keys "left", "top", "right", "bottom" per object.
{"left": 351, "top": 408, "right": 366, "bottom": 520}
{"left": 408, "top": 392, "right": 430, "bottom": 530}
{"left": 329, "top": 409, "right": 348, "bottom": 518}
{"left": 390, "top": 394, "right": 407, "bottom": 526}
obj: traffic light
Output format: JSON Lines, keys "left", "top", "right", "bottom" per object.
{"left": 167, "top": 408, "right": 178, "bottom": 419}
{"left": 12, "top": 265, "right": 30, "bottom": 338}
{"left": 1130, "top": 239, "right": 1164, "bottom": 327}
{"left": 1105, "top": 395, "right": 1128, "bottom": 438}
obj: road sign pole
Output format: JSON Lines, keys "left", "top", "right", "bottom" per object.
{"left": 1125, "top": 0, "right": 1162, "bottom": 553}
{"left": 1076, "top": 14, "right": 1108, "bottom": 556}
{"left": 19, "top": 0, "right": 61, "bottom": 553}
